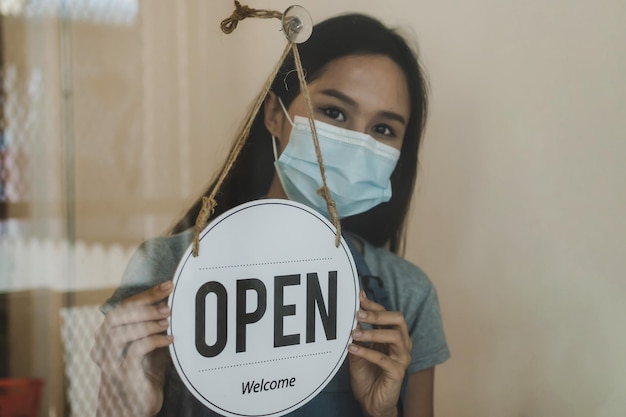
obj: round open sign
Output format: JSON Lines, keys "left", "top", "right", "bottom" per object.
{"left": 168, "top": 199, "right": 359, "bottom": 417}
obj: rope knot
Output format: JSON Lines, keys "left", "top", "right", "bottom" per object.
{"left": 220, "top": 1, "right": 247, "bottom": 33}
{"left": 317, "top": 186, "right": 342, "bottom": 247}
{"left": 220, "top": 1, "right": 282, "bottom": 34}
{"left": 192, "top": 196, "right": 217, "bottom": 256}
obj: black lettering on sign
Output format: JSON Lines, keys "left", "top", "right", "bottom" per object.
{"left": 236, "top": 279, "right": 267, "bottom": 353}
{"left": 306, "top": 271, "right": 338, "bottom": 343}
{"left": 241, "top": 377, "right": 297, "bottom": 395}
{"left": 193, "top": 271, "right": 340, "bottom": 356}
{"left": 274, "top": 274, "right": 301, "bottom": 347}
{"left": 195, "top": 281, "right": 228, "bottom": 357}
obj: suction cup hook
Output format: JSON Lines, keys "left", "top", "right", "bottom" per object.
{"left": 282, "top": 5, "right": 312, "bottom": 43}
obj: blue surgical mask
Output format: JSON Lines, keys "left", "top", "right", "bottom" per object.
{"left": 273, "top": 99, "right": 400, "bottom": 219}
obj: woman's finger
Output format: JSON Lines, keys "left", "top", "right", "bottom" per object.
{"left": 352, "top": 328, "right": 411, "bottom": 363}
{"left": 359, "top": 290, "right": 386, "bottom": 312}
{"left": 105, "top": 302, "right": 170, "bottom": 328}
{"left": 357, "top": 309, "right": 405, "bottom": 327}
{"left": 100, "top": 334, "right": 173, "bottom": 379}
{"left": 352, "top": 327, "right": 406, "bottom": 348}
{"left": 348, "top": 343, "right": 406, "bottom": 381}
{"left": 125, "top": 334, "right": 174, "bottom": 362}
{"left": 119, "top": 281, "right": 173, "bottom": 309}
{"left": 357, "top": 309, "right": 410, "bottom": 345}
{"left": 106, "top": 319, "right": 170, "bottom": 358}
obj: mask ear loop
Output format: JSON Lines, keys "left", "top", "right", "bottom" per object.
{"left": 272, "top": 135, "right": 279, "bottom": 161}
{"left": 192, "top": 1, "right": 341, "bottom": 256}
{"left": 277, "top": 97, "right": 294, "bottom": 126}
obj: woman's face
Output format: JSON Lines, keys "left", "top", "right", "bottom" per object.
{"left": 265, "top": 54, "right": 411, "bottom": 154}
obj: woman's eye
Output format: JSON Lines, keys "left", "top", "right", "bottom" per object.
{"left": 372, "top": 124, "right": 394, "bottom": 136}
{"left": 321, "top": 107, "right": 346, "bottom": 122}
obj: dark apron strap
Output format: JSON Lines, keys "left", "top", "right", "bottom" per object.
{"left": 344, "top": 236, "right": 391, "bottom": 311}
{"left": 344, "top": 235, "right": 409, "bottom": 416}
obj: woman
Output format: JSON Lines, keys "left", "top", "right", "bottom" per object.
{"left": 92, "top": 13, "right": 449, "bottom": 417}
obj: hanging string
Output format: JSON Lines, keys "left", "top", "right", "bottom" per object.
{"left": 193, "top": 1, "right": 341, "bottom": 256}
{"left": 291, "top": 44, "right": 341, "bottom": 246}
{"left": 192, "top": 41, "right": 291, "bottom": 256}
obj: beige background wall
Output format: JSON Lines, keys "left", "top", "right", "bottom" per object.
{"left": 399, "top": 2, "right": 626, "bottom": 416}
{"left": 2, "top": 0, "right": 625, "bottom": 416}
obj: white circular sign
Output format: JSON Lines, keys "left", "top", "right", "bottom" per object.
{"left": 168, "top": 199, "right": 359, "bottom": 417}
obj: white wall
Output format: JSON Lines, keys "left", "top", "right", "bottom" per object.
{"left": 214, "top": 1, "right": 625, "bottom": 416}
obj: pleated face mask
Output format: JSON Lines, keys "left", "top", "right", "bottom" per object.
{"left": 273, "top": 100, "right": 400, "bottom": 219}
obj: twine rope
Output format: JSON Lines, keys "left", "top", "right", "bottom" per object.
{"left": 192, "top": 41, "right": 292, "bottom": 256}
{"left": 220, "top": 0, "right": 282, "bottom": 34}
{"left": 192, "top": 1, "right": 341, "bottom": 256}
{"left": 291, "top": 44, "right": 342, "bottom": 246}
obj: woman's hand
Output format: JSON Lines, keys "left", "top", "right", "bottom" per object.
{"left": 348, "top": 290, "right": 412, "bottom": 417}
{"left": 91, "top": 281, "right": 174, "bottom": 417}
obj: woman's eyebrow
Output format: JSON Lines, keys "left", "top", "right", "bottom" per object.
{"left": 319, "top": 89, "right": 358, "bottom": 107}
{"left": 378, "top": 110, "right": 407, "bottom": 126}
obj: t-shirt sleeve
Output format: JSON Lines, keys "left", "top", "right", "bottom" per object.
{"left": 403, "top": 278, "right": 450, "bottom": 373}
{"left": 100, "top": 234, "right": 186, "bottom": 314}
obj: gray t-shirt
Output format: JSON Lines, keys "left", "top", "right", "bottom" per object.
{"left": 103, "top": 229, "right": 450, "bottom": 415}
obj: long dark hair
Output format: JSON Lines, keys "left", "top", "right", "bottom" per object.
{"left": 171, "top": 14, "right": 428, "bottom": 254}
